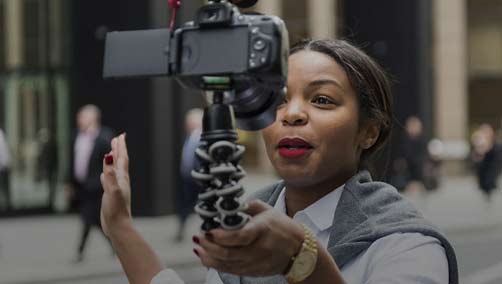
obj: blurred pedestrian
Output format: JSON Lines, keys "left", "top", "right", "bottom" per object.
{"left": 65, "top": 105, "right": 114, "bottom": 262}
{"left": 401, "top": 116, "right": 427, "bottom": 193}
{"left": 389, "top": 158, "right": 408, "bottom": 192}
{"left": 35, "top": 128, "right": 59, "bottom": 210}
{"left": 423, "top": 138, "right": 444, "bottom": 191}
{"left": 470, "top": 124, "right": 500, "bottom": 201}
{"left": 174, "top": 108, "right": 203, "bottom": 242}
{"left": 497, "top": 123, "right": 502, "bottom": 178}
{"left": 0, "top": 128, "right": 11, "bottom": 211}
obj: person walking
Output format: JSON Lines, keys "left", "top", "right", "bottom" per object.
{"left": 175, "top": 108, "right": 203, "bottom": 242}
{"left": 401, "top": 116, "right": 428, "bottom": 193}
{"left": 65, "top": 104, "right": 114, "bottom": 262}
{"left": 471, "top": 124, "right": 500, "bottom": 201}
{"left": 0, "top": 128, "right": 11, "bottom": 211}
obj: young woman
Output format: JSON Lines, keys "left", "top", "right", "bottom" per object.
{"left": 100, "top": 39, "right": 458, "bottom": 284}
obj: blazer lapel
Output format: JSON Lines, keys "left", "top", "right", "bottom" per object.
{"left": 86, "top": 130, "right": 102, "bottom": 176}
{"left": 327, "top": 171, "right": 372, "bottom": 268}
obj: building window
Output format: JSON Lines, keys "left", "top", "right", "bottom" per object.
{"left": 1, "top": 0, "right": 70, "bottom": 213}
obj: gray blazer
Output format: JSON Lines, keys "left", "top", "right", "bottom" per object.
{"left": 219, "top": 171, "right": 458, "bottom": 284}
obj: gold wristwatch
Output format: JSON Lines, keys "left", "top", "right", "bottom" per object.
{"left": 284, "top": 224, "right": 318, "bottom": 283}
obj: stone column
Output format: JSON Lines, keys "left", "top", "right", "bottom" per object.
{"left": 255, "top": 0, "right": 282, "bottom": 16}
{"left": 5, "top": 0, "right": 23, "bottom": 69}
{"left": 307, "top": 0, "right": 337, "bottom": 38}
{"left": 433, "top": 0, "right": 469, "bottom": 172}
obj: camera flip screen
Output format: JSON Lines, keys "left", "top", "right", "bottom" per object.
{"left": 180, "top": 27, "right": 249, "bottom": 76}
{"left": 103, "top": 29, "right": 171, "bottom": 78}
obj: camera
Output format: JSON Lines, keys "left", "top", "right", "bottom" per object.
{"left": 103, "top": 0, "right": 289, "bottom": 130}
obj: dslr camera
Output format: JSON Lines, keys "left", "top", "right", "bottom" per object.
{"left": 103, "top": 0, "right": 289, "bottom": 130}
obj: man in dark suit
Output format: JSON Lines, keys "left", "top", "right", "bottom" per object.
{"left": 65, "top": 105, "right": 114, "bottom": 262}
{"left": 473, "top": 124, "right": 500, "bottom": 201}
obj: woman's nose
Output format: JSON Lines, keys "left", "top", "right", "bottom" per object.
{"left": 281, "top": 99, "right": 308, "bottom": 126}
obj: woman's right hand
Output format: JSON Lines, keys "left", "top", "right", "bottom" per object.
{"left": 100, "top": 133, "right": 132, "bottom": 237}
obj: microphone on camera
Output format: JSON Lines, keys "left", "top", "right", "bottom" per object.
{"left": 230, "top": 0, "right": 258, "bottom": 8}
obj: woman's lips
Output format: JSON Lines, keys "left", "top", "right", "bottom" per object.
{"left": 277, "top": 137, "right": 313, "bottom": 158}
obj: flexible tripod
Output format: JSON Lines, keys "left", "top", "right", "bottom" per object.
{"left": 191, "top": 89, "right": 250, "bottom": 231}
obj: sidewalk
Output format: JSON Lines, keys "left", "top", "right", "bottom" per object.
{"left": 405, "top": 176, "right": 502, "bottom": 233}
{"left": 0, "top": 173, "right": 501, "bottom": 284}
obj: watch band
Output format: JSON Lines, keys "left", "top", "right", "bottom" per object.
{"left": 284, "top": 224, "right": 318, "bottom": 283}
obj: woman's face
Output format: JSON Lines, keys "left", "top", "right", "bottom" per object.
{"left": 262, "top": 50, "right": 367, "bottom": 187}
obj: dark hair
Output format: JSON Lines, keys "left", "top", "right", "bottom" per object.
{"left": 290, "top": 39, "right": 393, "bottom": 168}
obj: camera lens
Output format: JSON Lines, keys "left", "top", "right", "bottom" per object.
{"left": 232, "top": 86, "right": 285, "bottom": 131}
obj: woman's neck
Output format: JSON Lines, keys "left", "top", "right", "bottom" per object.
{"left": 284, "top": 170, "right": 356, "bottom": 218}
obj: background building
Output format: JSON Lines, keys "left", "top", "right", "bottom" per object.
{"left": 0, "top": 0, "right": 500, "bottom": 216}
{"left": 0, "top": 0, "right": 71, "bottom": 214}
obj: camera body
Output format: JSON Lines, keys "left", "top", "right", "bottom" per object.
{"left": 103, "top": 0, "right": 289, "bottom": 130}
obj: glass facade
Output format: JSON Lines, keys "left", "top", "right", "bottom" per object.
{"left": 0, "top": 0, "right": 70, "bottom": 213}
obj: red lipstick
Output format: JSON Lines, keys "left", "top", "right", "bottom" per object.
{"left": 277, "top": 138, "right": 313, "bottom": 159}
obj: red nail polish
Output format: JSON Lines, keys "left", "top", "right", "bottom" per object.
{"left": 192, "top": 236, "right": 200, "bottom": 244}
{"left": 193, "top": 249, "right": 199, "bottom": 257}
{"left": 105, "top": 154, "right": 114, "bottom": 165}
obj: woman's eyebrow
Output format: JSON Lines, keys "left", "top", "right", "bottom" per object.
{"left": 306, "top": 79, "right": 344, "bottom": 91}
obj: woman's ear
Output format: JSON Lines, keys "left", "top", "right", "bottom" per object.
{"left": 359, "top": 121, "right": 380, "bottom": 150}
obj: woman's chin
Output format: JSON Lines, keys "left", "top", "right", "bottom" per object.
{"left": 276, "top": 168, "right": 316, "bottom": 185}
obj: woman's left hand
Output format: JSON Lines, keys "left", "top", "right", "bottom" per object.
{"left": 100, "top": 134, "right": 132, "bottom": 237}
{"left": 193, "top": 200, "right": 305, "bottom": 276}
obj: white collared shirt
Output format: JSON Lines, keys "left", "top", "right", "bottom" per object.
{"left": 274, "top": 185, "right": 344, "bottom": 248}
{"left": 154, "top": 185, "right": 449, "bottom": 284}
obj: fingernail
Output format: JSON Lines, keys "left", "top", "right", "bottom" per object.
{"left": 205, "top": 232, "right": 213, "bottom": 241}
{"left": 193, "top": 249, "right": 199, "bottom": 257}
{"left": 192, "top": 235, "right": 200, "bottom": 244}
{"left": 105, "top": 154, "right": 114, "bottom": 165}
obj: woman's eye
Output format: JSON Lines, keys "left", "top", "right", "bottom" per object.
{"left": 312, "top": 95, "right": 334, "bottom": 105}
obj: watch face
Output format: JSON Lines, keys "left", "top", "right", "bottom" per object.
{"left": 293, "top": 251, "right": 317, "bottom": 278}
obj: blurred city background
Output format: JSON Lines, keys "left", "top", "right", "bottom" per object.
{"left": 0, "top": 0, "right": 501, "bottom": 283}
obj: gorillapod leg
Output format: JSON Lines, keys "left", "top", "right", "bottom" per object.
{"left": 191, "top": 91, "right": 249, "bottom": 231}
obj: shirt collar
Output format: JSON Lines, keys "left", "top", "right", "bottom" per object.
{"left": 274, "top": 184, "right": 344, "bottom": 232}
{"left": 79, "top": 127, "right": 100, "bottom": 138}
